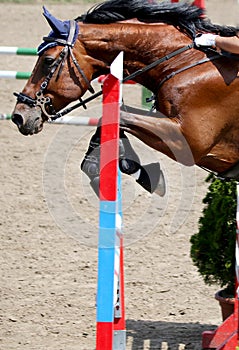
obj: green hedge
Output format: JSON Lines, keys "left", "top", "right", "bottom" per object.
{"left": 190, "top": 175, "right": 237, "bottom": 296}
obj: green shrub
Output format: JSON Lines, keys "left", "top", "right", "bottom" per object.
{"left": 190, "top": 174, "right": 237, "bottom": 296}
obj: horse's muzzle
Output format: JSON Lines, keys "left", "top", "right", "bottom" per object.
{"left": 12, "top": 108, "right": 44, "bottom": 136}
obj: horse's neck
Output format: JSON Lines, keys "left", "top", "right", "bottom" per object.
{"left": 79, "top": 22, "right": 187, "bottom": 88}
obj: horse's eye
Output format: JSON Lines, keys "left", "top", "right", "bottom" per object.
{"left": 44, "top": 57, "right": 55, "bottom": 66}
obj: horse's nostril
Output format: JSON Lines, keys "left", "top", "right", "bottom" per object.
{"left": 12, "top": 114, "right": 24, "bottom": 128}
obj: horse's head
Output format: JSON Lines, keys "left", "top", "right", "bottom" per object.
{"left": 12, "top": 7, "right": 95, "bottom": 136}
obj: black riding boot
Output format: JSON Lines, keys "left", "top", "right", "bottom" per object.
{"left": 80, "top": 127, "right": 101, "bottom": 196}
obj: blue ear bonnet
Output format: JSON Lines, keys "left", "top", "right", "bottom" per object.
{"left": 37, "top": 7, "right": 79, "bottom": 56}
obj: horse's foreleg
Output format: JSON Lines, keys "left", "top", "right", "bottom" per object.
{"left": 81, "top": 126, "right": 166, "bottom": 196}
{"left": 118, "top": 133, "right": 165, "bottom": 195}
{"left": 120, "top": 111, "right": 195, "bottom": 166}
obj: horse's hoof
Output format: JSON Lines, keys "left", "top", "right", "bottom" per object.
{"left": 136, "top": 162, "right": 163, "bottom": 194}
{"left": 154, "top": 170, "right": 166, "bottom": 197}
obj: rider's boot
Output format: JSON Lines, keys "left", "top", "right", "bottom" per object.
{"left": 80, "top": 127, "right": 101, "bottom": 196}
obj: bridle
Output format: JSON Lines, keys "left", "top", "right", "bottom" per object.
{"left": 14, "top": 20, "right": 95, "bottom": 121}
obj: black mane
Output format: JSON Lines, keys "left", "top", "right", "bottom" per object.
{"left": 75, "top": 0, "right": 238, "bottom": 39}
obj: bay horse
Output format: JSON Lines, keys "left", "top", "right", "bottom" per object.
{"left": 12, "top": 0, "right": 239, "bottom": 196}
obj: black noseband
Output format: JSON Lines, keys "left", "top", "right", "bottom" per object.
{"left": 13, "top": 92, "right": 36, "bottom": 107}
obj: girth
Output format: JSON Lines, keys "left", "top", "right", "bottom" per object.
{"left": 218, "top": 162, "right": 239, "bottom": 181}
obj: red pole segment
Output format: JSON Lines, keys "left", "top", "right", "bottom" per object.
{"left": 171, "top": 0, "right": 205, "bottom": 9}
{"left": 99, "top": 74, "right": 120, "bottom": 201}
{"left": 192, "top": 0, "right": 205, "bottom": 10}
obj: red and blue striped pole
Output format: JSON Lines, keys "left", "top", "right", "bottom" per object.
{"left": 96, "top": 52, "right": 126, "bottom": 350}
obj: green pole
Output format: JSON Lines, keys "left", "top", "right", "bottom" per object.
{"left": 16, "top": 47, "right": 37, "bottom": 55}
{"left": 16, "top": 72, "right": 31, "bottom": 79}
{"left": 141, "top": 87, "right": 153, "bottom": 110}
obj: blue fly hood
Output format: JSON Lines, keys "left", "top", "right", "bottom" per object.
{"left": 37, "top": 6, "right": 79, "bottom": 56}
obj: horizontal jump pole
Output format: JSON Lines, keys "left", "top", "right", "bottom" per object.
{"left": 0, "top": 113, "right": 99, "bottom": 126}
{"left": 0, "top": 71, "right": 136, "bottom": 85}
{"left": 0, "top": 46, "right": 37, "bottom": 55}
{"left": 0, "top": 71, "right": 31, "bottom": 79}
{"left": 0, "top": 113, "right": 11, "bottom": 120}
{"left": 48, "top": 116, "right": 99, "bottom": 126}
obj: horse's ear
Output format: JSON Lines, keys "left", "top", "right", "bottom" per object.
{"left": 42, "top": 6, "right": 68, "bottom": 35}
